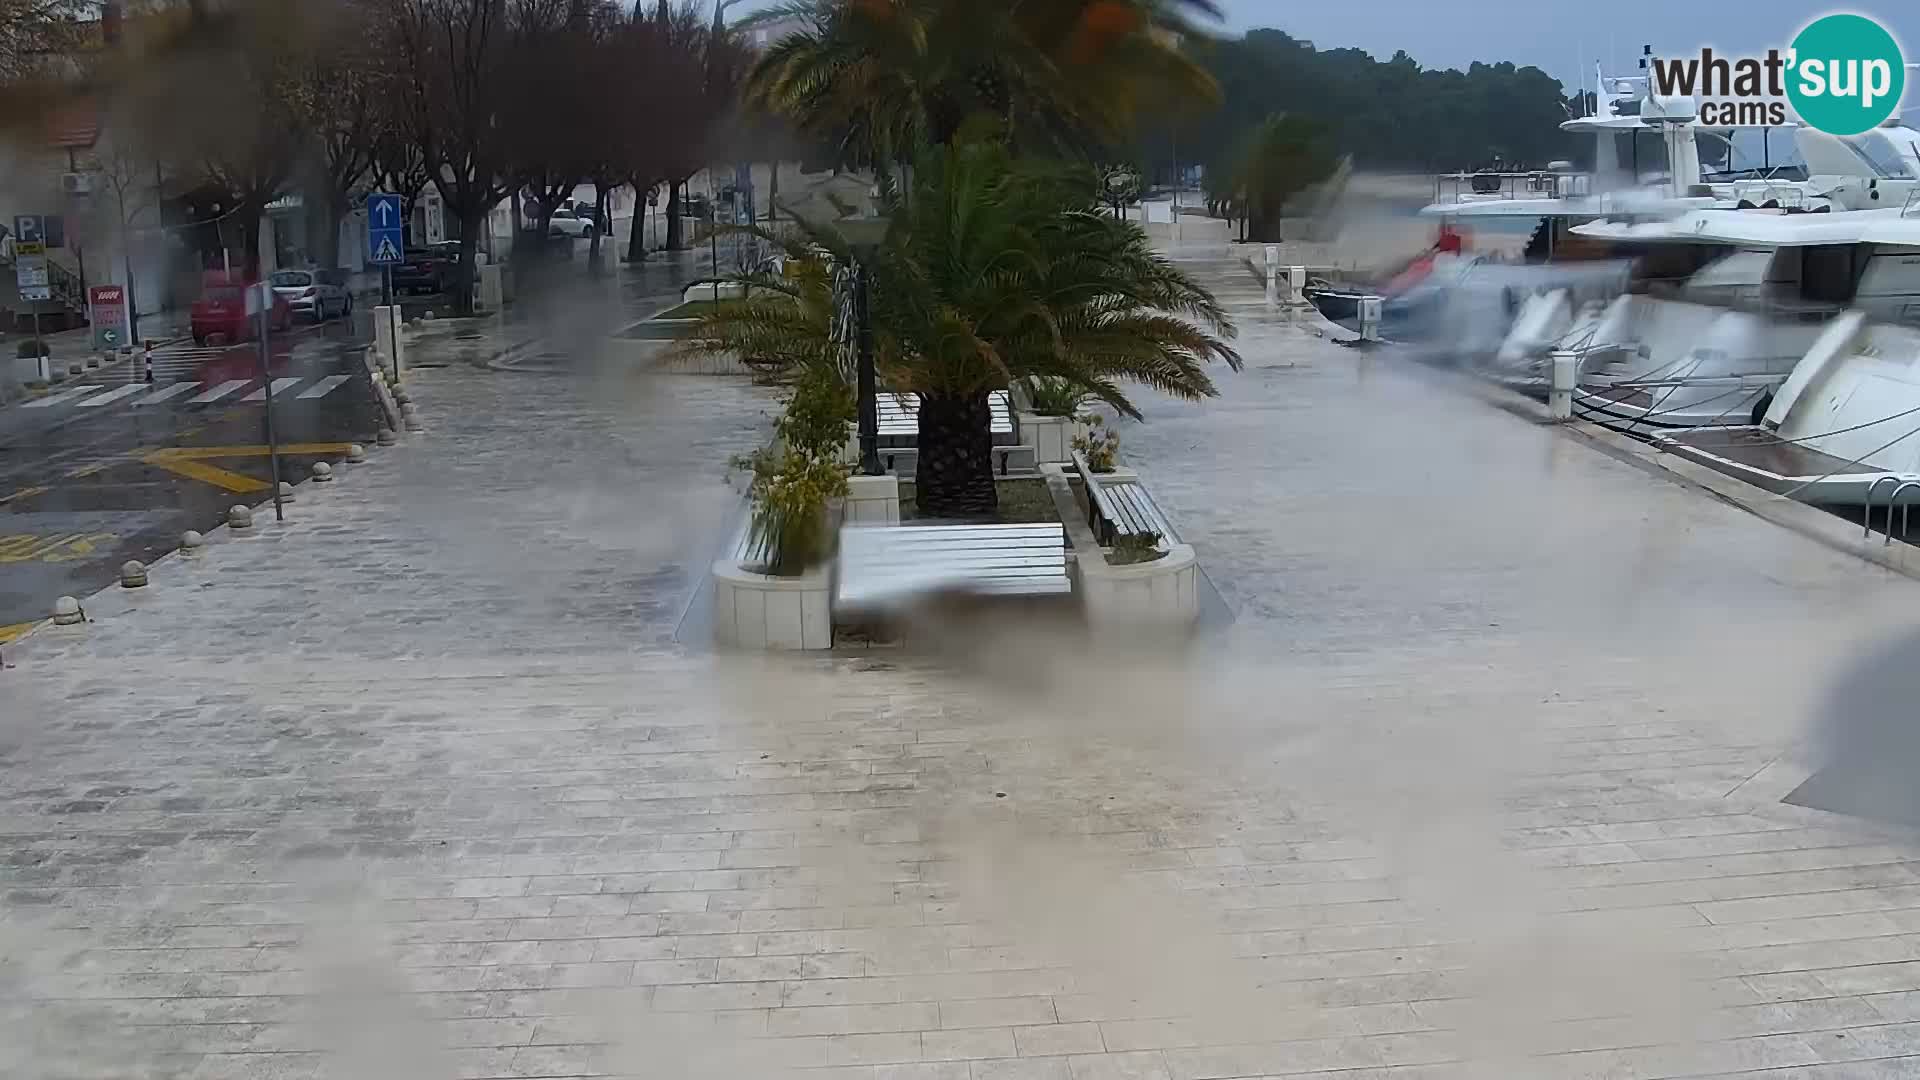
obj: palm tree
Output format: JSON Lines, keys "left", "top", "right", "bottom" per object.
{"left": 745, "top": 0, "right": 1222, "bottom": 168}
{"left": 1205, "top": 112, "right": 1335, "bottom": 243}
{"left": 677, "top": 141, "right": 1240, "bottom": 517}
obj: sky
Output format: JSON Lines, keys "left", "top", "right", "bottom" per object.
{"left": 1207, "top": 0, "right": 1920, "bottom": 110}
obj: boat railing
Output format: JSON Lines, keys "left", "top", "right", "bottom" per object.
{"left": 1731, "top": 181, "right": 1808, "bottom": 210}
{"left": 1903, "top": 190, "right": 1920, "bottom": 218}
{"left": 1429, "top": 171, "right": 1589, "bottom": 206}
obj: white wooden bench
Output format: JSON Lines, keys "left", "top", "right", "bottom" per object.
{"left": 876, "top": 391, "right": 1015, "bottom": 445}
{"left": 836, "top": 523, "right": 1070, "bottom": 610}
{"left": 1072, "top": 450, "right": 1178, "bottom": 547}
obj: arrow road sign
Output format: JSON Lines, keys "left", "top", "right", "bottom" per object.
{"left": 366, "top": 193, "right": 404, "bottom": 265}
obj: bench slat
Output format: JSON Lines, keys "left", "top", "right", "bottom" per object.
{"left": 837, "top": 521, "right": 1069, "bottom": 605}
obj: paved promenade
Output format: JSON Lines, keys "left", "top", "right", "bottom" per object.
{"left": 7, "top": 254, "right": 1920, "bottom": 1079}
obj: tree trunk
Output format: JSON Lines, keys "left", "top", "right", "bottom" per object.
{"left": 625, "top": 184, "right": 647, "bottom": 261}
{"left": 913, "top": 390, "right": 998, "bottom": 518}
{"left": 665, "top": 181, "right": 683, "bottom": 250}
{"left": 237, "top": 199, "right": 264, "bottom": 279}
{"left": 589, "top": 183, "right": 608, "bottom": 269}
{"left": 766, "top": 161, "right": 778, "bottom": 222}
{"left": 510, "top": 189, "right": 522, "bottom": 261}
{"left": 319, "top": 197, "right": 344, "bottom": 268}
{"left": 454, "top": 209, "right": 483, "bottom": 316}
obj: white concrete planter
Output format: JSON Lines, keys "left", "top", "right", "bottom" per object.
{"left": 712, "top": 554, "right": 833, "bottom": 651}
{"left": 844, "top": 473, "right": 900, "bottom": 526}
{"left": 1078, "top": 543, "right": 1201, "bottom": 630}
{"left": 683, "top": 281, "right": 746, "bottom": 303}
{"left": 1019, "top": 412, "right": 1088, "bottom": 465}
{"left": 11, "top": 353, "right": 51, "bottom": 386}
{"left": 711, "top": 502, "right": 843, "bottom": 651}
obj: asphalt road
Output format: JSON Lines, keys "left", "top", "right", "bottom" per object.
{"left": 0, "top": 315, "right": 381, "bottom": 637}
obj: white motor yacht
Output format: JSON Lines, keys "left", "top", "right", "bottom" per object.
{"left": 1626, "top": 203, "right": 1920, "bottom": 505}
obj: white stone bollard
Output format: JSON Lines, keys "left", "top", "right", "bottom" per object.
{"left": 376, "top": 427, "right": 398, "bottom": 447}
{"left": 228, "top": 504, "right": 254, "bottom": 531}
{"left": 1357, "top": 295, "right": 1383, "bottom": 342}
{"left": 312, "top": 461, "right": 334, "bottom": 482}
{"left": 1549, "top": 349, "right": 1578, "bottom": 421}
{"left": 120, "top": 560, "right": 148, "bottom": 588}
{"left": 180, "top": 530, "right": 205, "bottom": 555}
{"left": 277, "top": 481, "right": 295, "bottom": 503}
{"left": 1264, "top": 244, "right": 1280, "bottom": 307}
{"left": 52, "top": 596, "right": 83, "bottom": 625}
{"left": 345, "top": 444, "right": 367, "bottom": 464}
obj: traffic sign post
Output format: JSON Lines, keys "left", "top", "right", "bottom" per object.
{"left": 248, "top": 282, "right": 285, "bottom": 522}
{"left": 14, "top": 215, "right": 47, "bottom": 355}
{"left": 366, "top": 193, "right": 404, "bottom": 267}
{"left": 366, "top": 193, "right": 404, "bottom": 383}
{"left": 89, "top": 285, "right": 128, "bottom": 351}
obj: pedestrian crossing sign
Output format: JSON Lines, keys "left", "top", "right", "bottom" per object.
{"left": 366, "top": 192, "right": 405, "bottom": 266}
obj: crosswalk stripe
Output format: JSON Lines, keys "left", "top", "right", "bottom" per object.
{"left": 189, "top": 379, "right": 252, "bottom": 404}
{"left": 134, "top": 382, "right": 199, "bottom": 405}
{"left": 23, "top": 385, "right": 102, "bottom": 408}
{"left": 297, "top": 375, "right": 352, "bottom": 399}
{"left": 243, "top": 377, "right": 304, "bottom": 402}
{"left": 76, "top": 384, "right": 149, "bottom": 407}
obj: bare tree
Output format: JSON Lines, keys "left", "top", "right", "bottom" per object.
{"left": 497, "top": 0, "right": 613, "bottom": 262}
{"left": 296, "top": 0, "right": 383, "bottom": 266}
{"left": 0, "top": 1, "right": 88, "bottom": 83}
{"left": 104, "top": 0, "right": 316, "bottom": 278}
{"left": 608, "top": 0, "right": 703, "bottom": 260}
{"left": 392, "top": 0, "right": 519, "bottom": 314}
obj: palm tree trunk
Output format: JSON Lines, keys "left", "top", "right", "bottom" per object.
{"left": 914, "top": 390, "right": 998, "bottom": 517}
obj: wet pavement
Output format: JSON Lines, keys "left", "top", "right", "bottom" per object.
{"left": 12, "top": 247, "right": 1920, "bottom": 1079}
{"left": 0, "top": 317, "right": 380, "bottom": 636}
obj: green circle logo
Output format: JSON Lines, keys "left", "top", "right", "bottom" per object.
{"left": 1787, "top": 14, "right": 1906, "bottom": 136}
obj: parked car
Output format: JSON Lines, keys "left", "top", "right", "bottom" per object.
{"left": 390, "top": 245, "right": 458, "bottom": 294}
{"left": 190, "top": 275, "right": 290, "bottom": 345}
{"left": 270, "top": 268, "right": 352, "bottom": 322}
{"left": 547, "top": 207, "right": 596, "bottom": 239}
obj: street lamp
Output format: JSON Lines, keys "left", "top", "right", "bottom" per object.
{"left": 835, "top": 214, "right": 889, "bottom": 477}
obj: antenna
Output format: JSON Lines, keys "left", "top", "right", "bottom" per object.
{"left": 1577, "top": 38, "right": 1585, "bottom": 117}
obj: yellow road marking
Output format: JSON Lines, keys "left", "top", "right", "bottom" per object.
{"left": 0, "top": 620, "right": 36, "bottom": 644}
{"left": 153, "top": 443, "right": 355, "bottom": 460}
{"left": 142, "top": 456, "right": 271, "bottom": 493}
{"left": 0, "top": 485, "right": 47, "bottom": 505}
{"left": 0, "top": 533, "right": 115, "bottom": 563}
{"left": 139, "top": 443, "right": 353, "bottom": 494}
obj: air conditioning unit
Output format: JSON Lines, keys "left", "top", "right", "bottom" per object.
{"left": 61, "top": 172, "right": 93, "bottom": 196}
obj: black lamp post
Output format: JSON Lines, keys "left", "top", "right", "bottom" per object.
{"left": 835, "top": 215, "right": 889, "bottom": 477}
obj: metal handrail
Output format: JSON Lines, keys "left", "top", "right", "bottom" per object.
{"left": 1888, "top": 480, "right": 1920, "bottom": 545}
{"left": 1865, "top": 475, "right": 1905, "bottom": 540}
{"left": 1903, "top": 189, "right": 1920, "bottom": 218}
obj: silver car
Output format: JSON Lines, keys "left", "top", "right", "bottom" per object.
{"left": 270, "top": 268, "right": 353, "bottom": 322}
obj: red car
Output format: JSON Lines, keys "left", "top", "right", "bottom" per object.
{"left": 190, "top": 273, "right": 292, "bottom": 345}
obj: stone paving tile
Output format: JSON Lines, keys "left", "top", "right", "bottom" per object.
{"left": 8, "top": 258, "right": 1920, "bottom": 1079}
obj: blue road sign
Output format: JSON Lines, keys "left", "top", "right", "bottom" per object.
{"left": 366, "top": 193, "right": 404, "bottom": 265}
